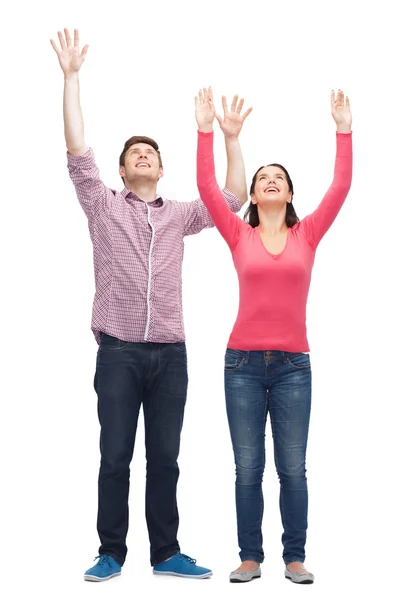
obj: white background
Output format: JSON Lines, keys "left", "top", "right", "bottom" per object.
{"left": 1, "top": 1, "right": 410, "bottom": 598}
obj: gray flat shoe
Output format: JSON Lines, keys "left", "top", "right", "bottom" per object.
{"left": 229, "top": 566, "right": 261, "bottom": 583}
{"left": 284, "top": 567, "right": 314, "bottom": 584}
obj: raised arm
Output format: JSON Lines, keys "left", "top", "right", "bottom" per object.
{"left": 216, "top": 95, "right": 253, "bottom": 206}
{"left": 302, "top": 90, "right": 353, "bottom": 248}
{"left": 195, "top": 88, "right": 249, "bottom": 249}
{"left": 50, "top": 28, "right": 88, "bottom": 156}
{"left": 51, "top": 29, "right": 111, "bottom": 219}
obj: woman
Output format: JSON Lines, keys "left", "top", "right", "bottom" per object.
{"left": 195, "top": 88, "right": 352, "bottom": 583}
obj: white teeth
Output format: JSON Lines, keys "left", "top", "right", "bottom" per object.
{"left": 137, "top": 163, "right": 149, "bottom": 168}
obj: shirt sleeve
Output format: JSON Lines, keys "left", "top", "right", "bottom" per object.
{"left": 300, "top": 132, "right": 353, "bottom": 249}
{"left": 196, "top": 131, "right": 246, "bottom": 250}
{"left": 67, "top": 148, "right": 113, "bottom": 220}
{"left": 180, "top": 186, "right": 242, "bottom": 237}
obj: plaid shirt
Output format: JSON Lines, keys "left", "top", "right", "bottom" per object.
{"left": 68, "top": 148, "right": 241, "bottom": 343}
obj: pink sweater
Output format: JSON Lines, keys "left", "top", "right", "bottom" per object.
{"left": 197, "top": 131, "right": 352, "bottom": 352}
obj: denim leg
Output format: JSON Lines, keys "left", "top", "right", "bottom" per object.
{"left": 95, "top": 334, "right": 146, "bottom": 566}
{"left": 267, "top": 353, "right": 312, "bottom": 565}
{"left": 224, "top": 349, "right": 267, "bottom": 564}
{"left": 143, "top": 342, "right": 188, "bottom": 566}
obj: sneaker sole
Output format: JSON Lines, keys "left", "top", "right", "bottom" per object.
{"left": 84, "top": 572, "right": 121, "bottom": 582}
{"left": 153, "top": 570, "right": 213, "bottom": 579}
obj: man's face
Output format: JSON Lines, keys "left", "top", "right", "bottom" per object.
{"left": 119, "top": 143, "right": 163, "bottom": 184}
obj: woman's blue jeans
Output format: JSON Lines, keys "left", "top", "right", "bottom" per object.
{"left": 225, "top": 349, "right": 312, "bottom": 565}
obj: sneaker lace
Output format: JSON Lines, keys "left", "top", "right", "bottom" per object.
{"left": 179, "top": 554, "right": 197, "bottom": 565}
{"left": 95, "top": 555, "right": 111, "bottom": 566}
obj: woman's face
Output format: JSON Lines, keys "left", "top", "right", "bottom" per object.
{"left": 251, "top": 166, "right": 292, "bottom": 206}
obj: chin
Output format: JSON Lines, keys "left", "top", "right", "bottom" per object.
{"left": 134, "top": 171, "right": 154, "bottom": 179}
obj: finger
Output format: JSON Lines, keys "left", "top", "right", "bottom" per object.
{"left": 337, "top": 89, "right": 344, "bottom": 106}
{"left": 64, "top": 28, "right": 72, "bottom": 47}
{"left": 74, "top": 28, "right": 80, "bottom": 47}
{"left": 242, "top": 106, "right": 253, "bottom": 120}
{"left": 198, "top": 89, "right": 203, "bottom": 103}
{"left": 330, "top": 89, "right": 336, "bottom": 108}
{"left": 81, "top": 44, "right": 89, "bottom": 59}
{"left": 215, "top": 114, "right": 223, "bottom": 127}
{"left": 237, "top": 97, "right": 244, "bottom": 113}
{"left": 208, "top": 86, "right": 214, "bottom": 103}
{"left": 58, "top": 30, "right": 67, "bottom": 51}
{"left": 203, "top": 88, "right": 208, "bottom": 103}
{"left": 231, "top": 94, "right": 238, "bottom": 112}
{"left": 222, "top": 95, "right": 228, "bottom": 115}
{"left": 346, "top": 95, "right": 350, "bottom": 110}
{"left": 50, "top": 39, "right": 59, "bottom": 54}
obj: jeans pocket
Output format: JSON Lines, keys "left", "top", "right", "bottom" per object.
{"left": 224, "top": 348, "right": 247, "bottom": 371}
{"left": 286, "top": 352, "right": 311, "bottom": 370}
{"left": 99, "top": 332, "right": 131, "bottom": 351}
{"left": 172, "top": 342, "right": 187, "bottom": 355}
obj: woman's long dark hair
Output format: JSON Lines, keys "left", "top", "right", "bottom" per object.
{"left": 244, "top": 163, "right": 300, "bottom": 228}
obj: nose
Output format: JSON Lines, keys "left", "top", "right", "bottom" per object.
{"left": 139, "top": 153, "right": 148, "bottom": 159}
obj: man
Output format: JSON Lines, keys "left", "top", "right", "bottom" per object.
{"left": 50, "top": 28, "right": 250, "bottom": 581}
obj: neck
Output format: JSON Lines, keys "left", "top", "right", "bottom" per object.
{"left": 257, "top": 205, "right": 288, "bottom": 234}
{"left": 125, "top": 179, "right": 158, "bottom": 203}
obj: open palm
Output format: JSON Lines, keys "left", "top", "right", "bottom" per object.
{"left": 216, "top": 95, "right": 252, "bottom": 138}
{"left": 50, "top": 28, "right": 88, "bottom": 75}
{"left": 195, "top": 87, "right": 216, "bottom": 131}
{"left": 331, "top": 89, "right": 352, "bottom": 130}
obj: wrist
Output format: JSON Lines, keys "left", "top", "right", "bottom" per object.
{"left": 336, "top": 124, "right": 351, "bottom": 133}
{"left": 224, "top": 134, "right": 240, "bottom": 144}
{"left": 64, "top": 72, "right": 80, "bottom": 82}
{"left": 198, "top": 125, "right": 213, "bottom": 133}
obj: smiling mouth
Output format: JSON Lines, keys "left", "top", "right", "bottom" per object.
{"left": 136, "top": 162, "right": 151, "bottom": 168}
{"left": 265, "top": 186, "right": 279, "bottom": 193}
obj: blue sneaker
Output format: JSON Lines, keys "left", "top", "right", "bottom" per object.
{"left": 84, "top": 555, "right": 121, "bottom": 582}
{"left": 153, "top": 553, "right": 212, "bottom": 579}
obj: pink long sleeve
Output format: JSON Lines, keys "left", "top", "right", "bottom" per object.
{"left": 197, "top": 131, "right": 246, "bottom": 250}
{"left": 301, "top": 132, "right": 352, "bottom": 248}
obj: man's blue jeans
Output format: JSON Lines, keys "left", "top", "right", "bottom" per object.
{"left": 94, "top": 333, "right": 188, "bottom": 566}
{"left": 224, "top": 349, "right": 312, "bottom": 565}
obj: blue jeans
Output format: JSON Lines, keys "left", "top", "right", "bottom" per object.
{"left": 224, "top": 349, "right": 312, "bottom": 565}
{"left": 94, "top": 333, "right": 188, "bottom": 566}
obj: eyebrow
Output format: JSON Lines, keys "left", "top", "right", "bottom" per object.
{"left": 127, "top": 147, "right": 155, "bottom": 153}
{"left": 258, "top": 171, "right": 284, "bottom": 177}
